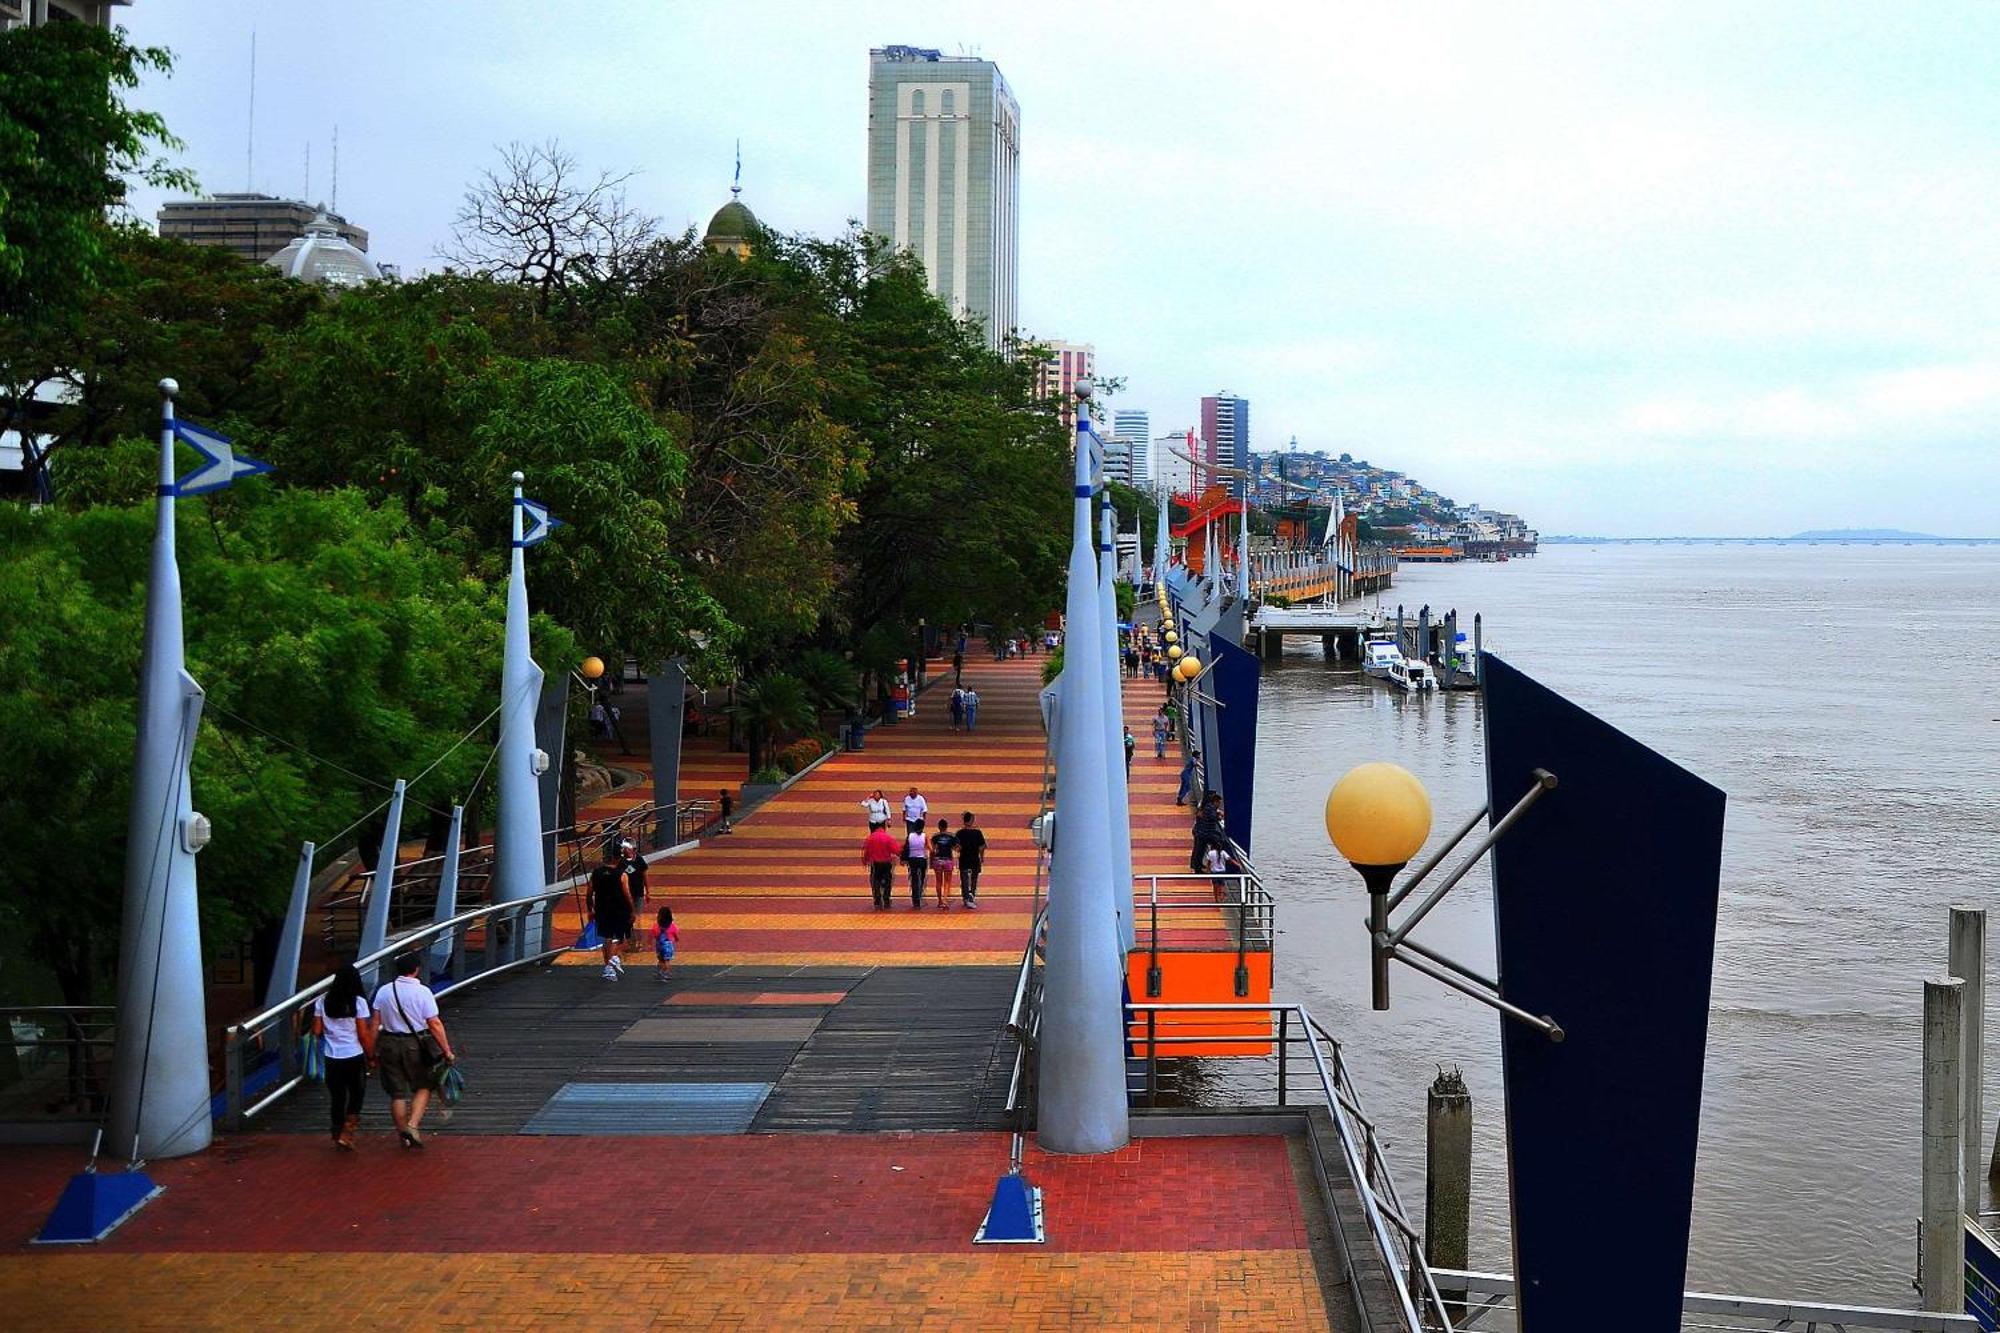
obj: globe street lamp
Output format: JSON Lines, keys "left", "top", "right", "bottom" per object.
{"left": 1323, "top": 763, "right": 1431, "bottom": 1009}
{"left": 1174, "top": 655, "right": 1202, "bottom": 681}
{"left": 1322, "top": 762, "right": 1564, "bottom": 1036}
{"left": 1166, "top": 644, "right": 1183, "bottom": 663}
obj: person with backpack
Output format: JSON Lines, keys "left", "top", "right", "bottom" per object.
{"left": 928, "top": 818, "right": 957, "bottom": 909}
{"left": 954, "top": 811, "right": 987, "bottom": 910}
{"left": 652, "top": 905, "right": 679, "bottom": 982}
{"left": 313, "top": 962, "right": 375, "bottom": 1150}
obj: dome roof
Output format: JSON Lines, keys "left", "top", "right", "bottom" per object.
{"left": 265, "top": 212, "right": 380, "bottom": 288}
{"left": 704, "top": 195, "right": 758, "bottom": 244}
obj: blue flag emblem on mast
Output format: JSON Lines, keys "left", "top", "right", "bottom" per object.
{"left": 515, "top": 496, "right": 561, "bottom": 547}
{"left": 172, "top": 419, "right": 272, "bottom": 495}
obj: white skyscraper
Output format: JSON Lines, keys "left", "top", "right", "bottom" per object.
{"left": 1112, "top": 408, "right": 1151, "bottom": 482}
{"left": 865, "top": 46, "right": 1020, "bottom": 350}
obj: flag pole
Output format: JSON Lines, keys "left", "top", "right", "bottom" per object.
{"left": 494, "top": 472, "right": 548, "bottom": 957}
{"left": 1036, "top": 379, "right": 1131, "bottom": 1156}
{"left": 106, "top": 379, "right": 213, "bottom": 1163}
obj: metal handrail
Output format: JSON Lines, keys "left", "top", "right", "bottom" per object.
{"left": 1125, "top": 999, "right": 1458, "bottom": 1332}
{"left": 221, "top": 881, "right": 576, "bottom": 1130}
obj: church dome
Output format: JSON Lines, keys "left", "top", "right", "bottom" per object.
{"left": 265, "top": 212, "right": 380, "bottom": 288}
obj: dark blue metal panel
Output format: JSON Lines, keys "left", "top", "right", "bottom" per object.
{"left": 1209, "top": 634, "right": 1261, "bottom": 856}
{"left": 1481, "top": 653, "right": 1725, "bottom": 1332}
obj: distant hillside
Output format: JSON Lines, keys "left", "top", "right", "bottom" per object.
{"left": 1790, "top": 528, "right": 1941, "bottom": 540}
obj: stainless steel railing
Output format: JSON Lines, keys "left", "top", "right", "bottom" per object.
{"left": 1125, "top": 1000, "right": 1459, "bottom": 1332}
{"left": 1133, "top": 870, "right": 1275, "bottom": 1000}
{"left": 1430, "top": 1268, "right": 1977, "bottom": 1332}
{"left": 221, "top": 882, "right": 575, "bottom": 1130}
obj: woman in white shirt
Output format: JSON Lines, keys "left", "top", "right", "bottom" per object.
{"left": 312, "top": 963, "right": 375, "bottom": 1151}
{"left": 860, "top": 790, "right": 892, "bottom": 830}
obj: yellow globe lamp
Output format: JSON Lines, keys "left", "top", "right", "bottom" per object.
{"left": 1174, "top": 655, "right": 1202, "bottom": 681}
{"left": 1324, "top": 762, "right": 1432, "bottom": 1010}
{"left": 1164, "top": 629, "right": 1178, "bottom": 645}
{"left": 1167, "top": 645, "right": 1183, "bottom": 662}
{"left": 580, "top": 656, "right": 607, "bottom": 681}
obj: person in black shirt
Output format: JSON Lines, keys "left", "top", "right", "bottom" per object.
{"left": 955, "top": 810, "right": 988, "bottom": 909}
{"left": 618, "top": 838, "right": 647, "bottom": 908}
{"left": 588, "top": 845, "right": 634, "bottom": 980}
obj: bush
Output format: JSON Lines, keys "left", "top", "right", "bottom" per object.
{"left": 749, "top": 766, "right": 787, "bottom": 786}
{"left": 1263, "top": 592, "right": 1292, "bottom": 608}
{"left": 775, "top": 737, "right": 824, "bottom": 774}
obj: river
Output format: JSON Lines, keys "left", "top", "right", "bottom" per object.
{"left": 1248, "top": 542, "right": 2000, "bottom": 1304}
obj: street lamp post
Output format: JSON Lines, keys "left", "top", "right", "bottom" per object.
{"left": 1322, "top": 760, "right": 1564, "bottom": 1035}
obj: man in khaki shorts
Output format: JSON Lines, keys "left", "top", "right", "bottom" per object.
{"left": 371, "top": 952, "right": 455, "bottom": 1148}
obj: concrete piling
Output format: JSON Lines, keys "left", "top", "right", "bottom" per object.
{"left": 1950, "top": 906, "right": 1985, "bottom": 1210}
{"left": 1425, "top": 1065, "right": 1472, "bottom": 1312}
{"left": 1921, "top": 977, "right": 1965, "bottom": 1311}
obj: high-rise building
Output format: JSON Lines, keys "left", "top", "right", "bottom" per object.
{"left": 1158, "top": 429, "right": 1201, "bottom": 496}
{"left": 1034, "top": 341, "right": 1094, "bottom": 429}
{"left": 1201, "top": 393, "right": 1250, "bottom": 472}
{"left": 1102, "top": 438, "right": 1134, "bottom": 487}
{"left": 865, "top": 45, "right": 1020, "bottom": 350}
{"left": 1111, "top": 408, "right": 1151, "bottom": 482}
{"left": 159, "top": 193, "right": 369, "bottom": 266}
{"left": 1, "top": 0, "right": 127, "bottom": 28}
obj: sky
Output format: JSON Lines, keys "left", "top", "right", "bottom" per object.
{"left": 120, "top": 1, "right": 2000, "bottom": 537}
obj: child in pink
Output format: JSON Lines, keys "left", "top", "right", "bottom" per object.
{"left": 653, "top": 905, "right": 679, "bottom": 982}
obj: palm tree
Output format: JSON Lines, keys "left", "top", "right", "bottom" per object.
{"left": 729, "top": 672, "right": 816, "bottom": 773}
{"left": 791, "top": 648, "right": 858, "bottom": 717}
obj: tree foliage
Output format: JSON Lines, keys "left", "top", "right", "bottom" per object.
{"left": 0, "top": 486, "right": 572, "bottom": 1002}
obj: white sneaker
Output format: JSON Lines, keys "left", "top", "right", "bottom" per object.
{"left": 602, "top": 964, "right": 617, "bottom": 980}
{"left": 610, "top": 956, "right": 625, "bottom": 974}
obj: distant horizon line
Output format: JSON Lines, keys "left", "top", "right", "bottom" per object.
{"left": 1544, "top": 533, "right": 1999, "bottom": 544}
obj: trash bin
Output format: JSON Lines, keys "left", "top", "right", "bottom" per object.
{"left": 846, "top": 718, "right": 866, "bottom": 752}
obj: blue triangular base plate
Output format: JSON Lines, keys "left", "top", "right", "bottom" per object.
{"left": 34, "top": 1170, "right": 163, "bottom": 1244}
{"left": 973, "top": 1172, "right": 1045, "bottom": 1244}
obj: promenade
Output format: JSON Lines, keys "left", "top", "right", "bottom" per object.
{"left": 0, "top": 648, "right": 1345, "bottom": 1330}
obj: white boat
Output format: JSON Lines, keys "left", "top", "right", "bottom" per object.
{"left": 1387, "top": 657, "right": 1438, "bottom": 693}
{"left": 1361, "top": 638, "right": 1404, "bottom": 678}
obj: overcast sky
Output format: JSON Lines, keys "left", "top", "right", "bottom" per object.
{"left": 122, "top": 2, "right": 1999, "bottom": 536}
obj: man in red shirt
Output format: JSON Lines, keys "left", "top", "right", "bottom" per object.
{"left": 863, "top": 824, "right": 901, "bottom": 910}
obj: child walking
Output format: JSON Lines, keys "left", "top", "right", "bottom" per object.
{"left": 653, "top": 905, "right": 679, "bottom": 982}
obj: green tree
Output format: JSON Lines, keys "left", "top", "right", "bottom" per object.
{"left": 728, "top": 671, "right": 815, "bottom": 773}
{"left": 0, "top": 24, "right": 195, "bottom": 500}
{"left": 0, "top": 482, "right": 569, "bottom": 1003}
{"left": 253, "top": 276, "right": 731, "bottom": 672}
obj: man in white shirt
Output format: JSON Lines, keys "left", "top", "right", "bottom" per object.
{"left": 371, "top": 953, "right": 455, "bottom": 1148}
{"left": 902, "top": 787, "right": 928, "bottom": 836}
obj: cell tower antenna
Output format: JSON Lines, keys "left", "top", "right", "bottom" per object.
{"left": 245, "top": 30, "right": 256, "bottom": 190}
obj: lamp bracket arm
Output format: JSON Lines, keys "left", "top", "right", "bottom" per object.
{"left": 1389, "top": 943, "right": 1563, "bottom": 1041}
{"left": 1382, "top": 769, "right": 1556, "bottom": 942}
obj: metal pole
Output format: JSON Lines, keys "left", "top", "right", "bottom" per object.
{"left": 1426, "top": 1067, "right": 1472, "bottom": 1316}
{"left": 1951, "top": 906, "right": 1985, "bottom": 1212}
{"left": 1922, "top": 976, "right": 1964, "bottom": 1312}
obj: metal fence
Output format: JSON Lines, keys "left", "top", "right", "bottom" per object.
{"left": 321, "top": 799, "right": 717, "bottom": 954}
{"left": 0, "top": 1006, "right": 115, "bottom": 1129}
{"left": 1432, "top": 1269, "right": 1977, "bottom": 1332}
{"left": 1133, "top": 869, "right": 1274, "bottom": 1001}
{"left": 1125, "top": 999, "right": 1460, "bottom": 1331}
{"left": 221, "top": 882, "right": 575, "bottom": 1130}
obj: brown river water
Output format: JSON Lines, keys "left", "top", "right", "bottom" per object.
{"left": 1243, "top": 542, "right": 2000, "bottom": 1304}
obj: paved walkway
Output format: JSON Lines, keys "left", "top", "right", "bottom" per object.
{"left": 0, "top": 644, "right": 1349, "bottom": 1328}
{"left": 0, "top": 1131, "right": 1329, "bottom": 1329}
